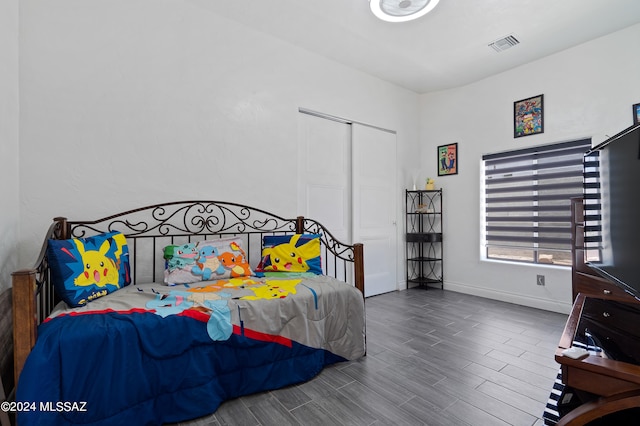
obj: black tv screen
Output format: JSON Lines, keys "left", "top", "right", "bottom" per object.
{"left": 585, "top": 123, "right": 640, "bottom": 300}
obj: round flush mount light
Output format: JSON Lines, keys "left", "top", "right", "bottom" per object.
{"left": 369, "top": 0, "right": 440, "bottom": 23}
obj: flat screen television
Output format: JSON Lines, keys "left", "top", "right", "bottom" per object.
{"left": 585, "top": 123, "right": 640, "bottom": 301}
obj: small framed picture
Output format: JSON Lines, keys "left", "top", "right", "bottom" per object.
{"left": 437, "top": 143, "right": 458, "bottom": 176}
{"left": 633, "top": 103, "right": 640, "bottom": 125}
{"left": 514, "top": 94, "right": 544, "bottom": 138}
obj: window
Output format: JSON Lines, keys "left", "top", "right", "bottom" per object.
{"left": 482, "top": 139, "right": 594, "bottom": 266}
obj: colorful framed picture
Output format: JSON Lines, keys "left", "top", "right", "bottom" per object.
{"left": 514, "top": 94, "right": 544, "bottom": 138}
{"left": 437, "top": 143, "right": 458, "bottom": 176}
{"left": 633, "top": 103, "right": 640, "bottom": 125}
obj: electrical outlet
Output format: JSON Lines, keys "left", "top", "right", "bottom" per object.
{"left": 536, "top": 274, "right": 545, "bottom": 286}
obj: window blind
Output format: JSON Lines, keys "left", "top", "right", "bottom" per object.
{"left": 482, "top": 139, "right": 596, "bottom": 260}
{"left": 583, "top": 146, "right": 602, "bottom": 250}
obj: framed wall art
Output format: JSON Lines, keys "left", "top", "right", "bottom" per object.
{"left": 514, "top": 94, "right": 544, "bottom": 138}
{"left": 633, "top": 103, "right": 640, "bottom": 125}
{"left": 437, "top": 143, "right": 458, "bottom": 176}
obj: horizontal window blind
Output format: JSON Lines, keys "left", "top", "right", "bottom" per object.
{"left": 583, "top": 147, "right": 602, "bottom": 250}
{"left": 483, "top": 139, "right": 595, "bottom": 262}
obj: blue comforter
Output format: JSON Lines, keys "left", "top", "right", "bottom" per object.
{"left": 16, "top": 276, "right": 365, "bottom": 425}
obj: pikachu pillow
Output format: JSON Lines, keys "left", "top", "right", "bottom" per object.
{"left": 256, "top": 234, "right": 322, "bottom": 275}
{"left": 47, "top": 231, "right": 131, "bottom": 307}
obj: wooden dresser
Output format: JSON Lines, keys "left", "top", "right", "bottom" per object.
{"left": 552, "top": 198, "right": 640, "bottom": 425}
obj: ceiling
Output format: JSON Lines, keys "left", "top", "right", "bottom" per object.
{"left": 192, "top": 0, "right": 640, "bottom": 94}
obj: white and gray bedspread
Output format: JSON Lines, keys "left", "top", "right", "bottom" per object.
{"left": 18, "top": 274, "right": 365, "bottom": 425}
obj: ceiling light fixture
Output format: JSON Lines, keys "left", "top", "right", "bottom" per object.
{"left": 369, "top": 0, "right": 440, "bottom": 23}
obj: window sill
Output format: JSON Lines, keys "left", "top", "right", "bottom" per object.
{"left": 480, "top": 257, "right": 570, "bottom": 270}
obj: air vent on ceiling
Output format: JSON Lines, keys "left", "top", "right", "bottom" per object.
{"left": 488, "top": 34, "right": 520, "bottom": 52}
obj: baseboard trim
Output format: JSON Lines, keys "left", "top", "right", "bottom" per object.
{"left": 443, "top": 281, "right": 572, "bottom": 314}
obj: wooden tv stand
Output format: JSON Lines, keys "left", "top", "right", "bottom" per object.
{"left": 555, "top": 294, "right": 640, "bottom": 425}
{"left": 553, "top": 199, "right": 640, "bottom": 425}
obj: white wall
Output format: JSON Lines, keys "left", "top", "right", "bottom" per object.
{"left": 419, "top": 23, "right": 640, "bottom": 313}
{"left": 15, "top": 3, "right": 640, "bottom": 305}
{"left": 17, "top": 0, "right": 420, "bottom": 293}
{"left": 0, "top": 0, "right": 20, "bottom": 292}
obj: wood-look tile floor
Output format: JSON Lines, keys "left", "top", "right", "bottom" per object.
{"left": 176, "top": 289, "right": 568, "bottom": 426}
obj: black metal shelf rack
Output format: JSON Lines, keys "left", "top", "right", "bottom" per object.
{"left": 405, "top": 189, "right": 443, "bottom": 289}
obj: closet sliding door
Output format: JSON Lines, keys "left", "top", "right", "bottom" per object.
{"left": 297, "top": 111, "right": 397, "bottom": 296}
{"left": 352, "top": 124, "right": 397, "bottom": 297}
{"left": 297, "top": 112, "right": 351, "bottom": 242}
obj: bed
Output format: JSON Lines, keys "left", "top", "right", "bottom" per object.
{"left": 11, "top": 201, "right": 366, "bottom": 426}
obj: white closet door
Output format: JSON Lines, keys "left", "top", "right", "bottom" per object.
{"left": 297, "top": 113, "right": 351, "bottom": 242}
{"left": 352, "top": 123, "right": 398, "bottom": 297}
